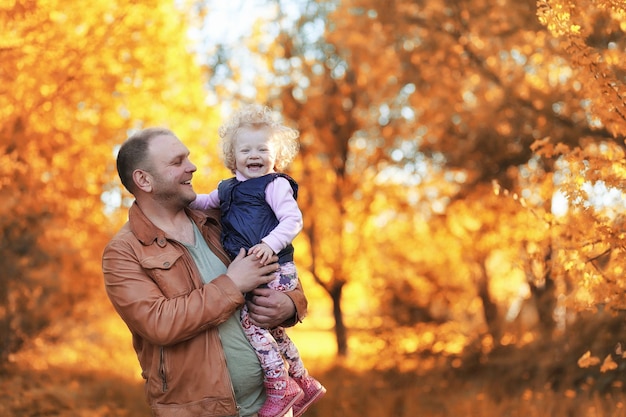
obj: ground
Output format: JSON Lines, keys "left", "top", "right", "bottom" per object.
{"left": 3, "top": 302, "right": 626, "bottom": 416}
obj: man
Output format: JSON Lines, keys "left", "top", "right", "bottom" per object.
{"left": 102, "top": 127, "right": 307, "bottom": 417}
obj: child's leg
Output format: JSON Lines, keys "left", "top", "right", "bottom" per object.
{"left": 267, "top": 262, "right": 299, "bottom": 292}
{"left": 240, "top": 304, "right": 285, "bottom": 378}
{"left": 267, "top": 262, "right": 327, "bottom": 416}
{"left": 241, "top": 303, "right": 303, "bottom": 417}
{"left": 267, "top": 262, "right": 306, "bottom": 376}
{"left": 271, "top": 326, "right": 306, "bottom": 378}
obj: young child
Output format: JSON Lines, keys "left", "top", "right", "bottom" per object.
{"left": 190, "top": 104, "right": 326, "bottom": 417}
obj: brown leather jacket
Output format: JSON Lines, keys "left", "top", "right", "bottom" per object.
{"left": 102, "top": 202, "right": 307, "bottom": 417}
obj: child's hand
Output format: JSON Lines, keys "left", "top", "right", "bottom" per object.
{"left": 249, "top": 242, "right": 275, "bottom": 265}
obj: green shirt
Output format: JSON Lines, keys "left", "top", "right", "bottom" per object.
{"left": 185, "top": 223, "right": 265, "bottom": 416}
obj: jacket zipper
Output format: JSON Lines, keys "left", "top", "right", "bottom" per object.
{"left": 159, "top": 346, "right": 168, "bottom": 392}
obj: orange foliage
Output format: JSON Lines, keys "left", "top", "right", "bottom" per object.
{"left": 3, "top": 0, "right": 626, "bottom": 406}
{"left": 229, "top": 0, "right": 626, "bottom": 367}
{"left": 0, "top": 0, "right": 222, "bottom": 359}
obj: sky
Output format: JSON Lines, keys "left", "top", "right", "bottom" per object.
{"left": 185, "top": 0, "right": 308, "bottom": 113}
{"left": 187, "top": 1, "right": 280, "bottom": 107}
{"left": 197, "top": 0, "right": 276, "bottom": 44}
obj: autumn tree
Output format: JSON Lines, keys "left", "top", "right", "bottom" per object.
{"left": 533, "top": 0, "right": 626, "bottom": 312}
{"left": 339, "top": 0, "right": 626, "bottom": 355}
{"left": 0, "top": 0, "right": 220, "bottom": 362}
{"left": 196, "top": 0, "right": 626, "bottom": 362}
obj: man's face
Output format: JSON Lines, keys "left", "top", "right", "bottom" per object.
{"left": 146, "top": 134, "right": 197, "bottom": 207}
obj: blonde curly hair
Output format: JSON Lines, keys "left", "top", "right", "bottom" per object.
{"left": 219, "top": 104, "right": 300, "bottom": 173}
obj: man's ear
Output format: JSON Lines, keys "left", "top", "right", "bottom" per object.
{"left": 132, "top": 169, "right": 153, "bottom": 192}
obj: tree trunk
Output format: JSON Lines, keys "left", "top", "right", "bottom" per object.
{"left": 529, "top": 245, "right": 557, "bottom": 337}
{"left": 330, "top": 283, "right": 347, "bottom": 357}
{"left": 475, "top": 261, "right": 502, "bottom": 342}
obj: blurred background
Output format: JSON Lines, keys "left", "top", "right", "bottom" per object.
{"left": 2, "top": 0, "right": 626, "bottom": 415}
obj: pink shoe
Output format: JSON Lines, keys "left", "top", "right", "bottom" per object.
{"left": 292, "top": 374, "right": 326, "bottom": 417}
{"left": 258, "top": 377, "right": 304, "bottom": 417}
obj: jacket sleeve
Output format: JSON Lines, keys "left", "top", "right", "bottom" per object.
{"left": 282, "top": 280, "right": 308, "bottom": 326}
{"left": 102, "top": 236, "right": 245, "bottom": 347}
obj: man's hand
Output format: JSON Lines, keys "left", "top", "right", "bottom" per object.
{"left": 246, "top": 287, "right": 296, "bottom": 328}
{"left": 248, "top": 242, "right": 275, "bottom": 265}
{"left": 226, "top": 248, "right": 278, "bottom": 293}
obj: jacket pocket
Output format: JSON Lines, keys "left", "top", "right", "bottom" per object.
{"left": 141, "top": 252, "right": 190, "bottom": 298}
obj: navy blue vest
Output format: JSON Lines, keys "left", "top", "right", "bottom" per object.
{"left": 218, "top": 173, "right": 298, "bottom": 264}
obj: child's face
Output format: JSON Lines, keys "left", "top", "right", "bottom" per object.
{"left": 234, "top": 127, "right": 276, "bottom": 179}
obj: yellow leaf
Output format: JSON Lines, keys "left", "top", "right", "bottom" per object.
{"left": 600, "top": 355, "right": 618, "bottom": 373}
{"left": 577, "top": 351, "right": 600, "bottom": 368}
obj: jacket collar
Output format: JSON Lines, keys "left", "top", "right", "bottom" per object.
{"left": 128, "top": 201, "right": 220, "bottom": 247}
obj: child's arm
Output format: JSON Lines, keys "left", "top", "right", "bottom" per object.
{"left": 189, "top": 189, "right": 219, "bottom": 210}
{"left": 255, "top": 177, "right": 302, "bottom": 262}
{"left": 248, "top": 242, "right": 275, "bottom": 265}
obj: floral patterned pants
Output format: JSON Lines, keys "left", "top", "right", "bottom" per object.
{"left": 240, "top": 261, "right": 306, "bottom": 379}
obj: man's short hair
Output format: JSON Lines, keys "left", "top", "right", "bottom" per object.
{"left": 116, "top": 127, "right": 175, "bottom": 194}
